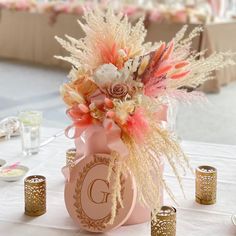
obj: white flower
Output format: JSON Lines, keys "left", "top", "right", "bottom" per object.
{"left": 93, "top": 64, "right": 121, "bottom": 87}
{"left": 118, "top": 49, "right": 127, "bottom": 58}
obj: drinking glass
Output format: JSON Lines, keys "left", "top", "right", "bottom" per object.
{"left": 18, "top": 110, "right": 42, "bottom": 156}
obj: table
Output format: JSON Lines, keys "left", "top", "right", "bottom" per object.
{"left": 0, "top": 127, "right": 236, "bottom": 235}
{"left": 0, "top": 10, "right": 84, "bottom": 69}
{"left": 200, "top": 21, "right": 236, "bottom": 93}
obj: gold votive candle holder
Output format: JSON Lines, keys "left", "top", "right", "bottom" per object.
{"left": 195, "top": 165, "right": 217, "bottom": 205}
{"left": 66, "top": 148, "right": 76, "bottom": 167}
{"left": 24, "top": 175, "right": 46, "bottom": 216}
{"left": 151, "top": 206, "right": 176, "bottom": 236}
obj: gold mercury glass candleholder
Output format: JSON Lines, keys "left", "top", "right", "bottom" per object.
{"left": 195, "top": 165, "right": 217, "bottom": 205}
{"left": 151, "top": 206, "right": 177, "bottom": 236}
{"left": 24, "top": 175, "right": 46, "bottom": 216}
{"left": 66, "top": 148, "right": 76, "bottom": 167}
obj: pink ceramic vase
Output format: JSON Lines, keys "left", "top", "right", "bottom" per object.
{"left": 66, "top": 126, "right": 164, "bottom": 228}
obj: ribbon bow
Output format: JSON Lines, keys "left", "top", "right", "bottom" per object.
{"left": 62, "top": 106, "right": 129, "bottom": 182}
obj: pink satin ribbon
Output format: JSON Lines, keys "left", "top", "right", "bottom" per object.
{"left": 62, "top": 119, "right": 129, "bottom": 182}
{"left": 103, "top": 119, "right": 129, "bottom": 159}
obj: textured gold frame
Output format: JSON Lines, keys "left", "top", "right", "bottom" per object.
{"left": 24, "top": 175, "right": 46, "bottom": 216}
{"left": 66, "top": 148, "right": 76, "bottom": 167}
{"left": 195, "top": 165, "right": 217, "bottom": 205}
{"left": 151, "top": 206, "right": 176, "bottom": 236}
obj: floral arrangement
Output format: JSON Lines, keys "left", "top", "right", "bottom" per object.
{"left": 56, "top": 7, "right": 235, "bottom": 224}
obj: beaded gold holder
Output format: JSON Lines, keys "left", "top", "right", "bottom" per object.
{"left": 151, "top": 206, "right": 176, "bottom": 236}
{"left": 195, "top": 165, "right": 217, "bottom": 205}
{"left": 66, "top": 148, "right": 76, "bottom": 167}
{"left": 24, "top": 175, "right": 46, "bottom": 216}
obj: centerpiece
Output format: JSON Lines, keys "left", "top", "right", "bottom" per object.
{"left": 56, "top": 6, "right": 234, "bottom": 233}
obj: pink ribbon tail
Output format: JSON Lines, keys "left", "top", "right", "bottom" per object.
{"left": 103, "top": 119, "right": 129, "bottom": 160}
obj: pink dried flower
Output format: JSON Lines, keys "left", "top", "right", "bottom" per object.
{"left": 78, "top": 104, "right": 90, "bottom": 114}
{"left": 106, "top": 111, "right": 116, "bottom": 119}
{"left": 175, "top": 61, "right": 189, "bottom": 69}
{"left": 104, "top": 98, "right": 114, "bottom": 109}
{"left": 125, "top": 108, "right": 149, "bottom": 143}
{"left": 171, "top": 70, "right": 190, "bottom": 80}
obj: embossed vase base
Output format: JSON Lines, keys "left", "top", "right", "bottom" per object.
{"left": 64, "top": 154, "right": 137, "bottom": 233}
{"left": 123, "top": 203, "right": 151, "bottom": 225}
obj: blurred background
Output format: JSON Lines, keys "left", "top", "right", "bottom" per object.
{"left": 0, "top": 0, "right": 236, "bottom": 144}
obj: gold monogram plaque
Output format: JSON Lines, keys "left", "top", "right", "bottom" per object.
{"left": 64, "top": 154, "right": 137, "bottom": 232}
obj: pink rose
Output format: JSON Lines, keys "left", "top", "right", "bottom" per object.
{"left": 107, "top": 83, "right": 129, "bottom": 99}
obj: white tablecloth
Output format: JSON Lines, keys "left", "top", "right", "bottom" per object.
{"left": 0, "top": 127, "right": 235, "bottom": 236}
